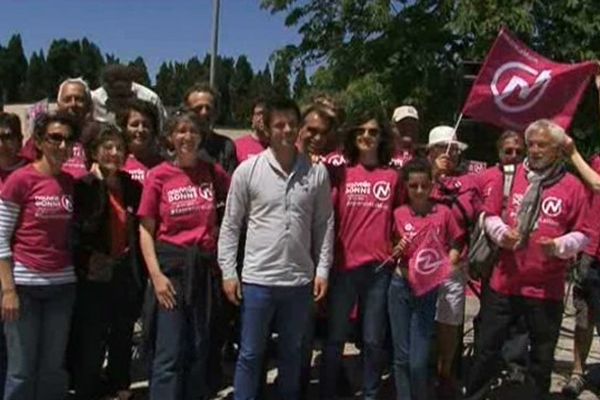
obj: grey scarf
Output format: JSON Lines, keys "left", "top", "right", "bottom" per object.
{"left": 516, "top": 159, "right": 565, "bottom": 247}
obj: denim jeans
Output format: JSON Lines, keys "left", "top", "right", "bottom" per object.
{"left": 234, "top": 283, "right": 312, "bottom": 400}
{"left": 388, "top": 274, "right": 437, "bottom": 400}
{"left": 466, "top": 288, "right": 563, "bottom": 397}
{"left": 149, "top": 290, "right": 209, "bottom": 400}
{"left": 4, "top": 284, "right": 76, "bottom": 400}
{"left": 320, "top": 265, "right": 391, "bottom": 400}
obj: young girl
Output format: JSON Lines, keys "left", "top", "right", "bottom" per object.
{"left": 388, "top": 158, "right": 463, "bottom": 400}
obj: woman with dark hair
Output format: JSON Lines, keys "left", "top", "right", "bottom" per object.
{"left": 116, "top": 99, "right": 164, "bottom": 185}
{"left": 320, "top": 110, "right": 403, "bottom": 400}
{"left": 138, "top": 110, "right": 229, "bottom": 399}
{"left": 70, "top": 122, "right": 143, "bottom": 400}
{"left": 0, "top": 113, "right": 26, "bottom": 189}
{"left": 0, "top": 112, "right": 80, "bottom": 400}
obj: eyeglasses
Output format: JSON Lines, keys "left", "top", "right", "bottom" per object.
{"left": 45, "top": 133, "right": 76, "bottom": 146}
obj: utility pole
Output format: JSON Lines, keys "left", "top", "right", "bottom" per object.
{"left": 209, "top": 0, "right": 221, "bottom": 88}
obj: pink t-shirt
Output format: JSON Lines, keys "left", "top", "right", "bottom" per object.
{"left": 331, "top": 164, "right": 404, "bottom": 270}
{"left": 1, "top": 164, "right": 74, "bottom": 271}
{"left": 61, "top": 142, "right": 88, "bottom": 179}
{"left": 122, "top": 154, "right": 164, "bottom": 185}
{"left": 477, "top": 166, "right": 503, "bottom": 204}
{"left": 584, "top": 155, "right": 600, "bottom": 259}
{"left": 323, "top": 150, "right": 347, "bottom": 167}
{"left": 137, "top": 161, "right": 229, "bottom": 251}
{"left": 393, "top": 204, "right": 463, "bottom": 264}
{"left": 21, "top": 139, "right": 88, "bottom": 179}
{"left": 0, "top": 158, "right": 28, "bottom": 192}
{"left": 431, "top": 173, "right": 482, "bottom": 235}
{"left": 235, "top": 134, "right": 267, "bottom": 163}
{"left": 483, "top": 164, "right": 591, "bottom": 300}
{"left": 389, "top": 150, "right": 414, "bottom": 169}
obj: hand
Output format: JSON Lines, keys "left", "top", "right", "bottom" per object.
{"left": 313, "top": 277, "right": 328, "bottom": 302}
{"left": 537, "top": 236, "right": 557, "bottom": 257}
{"left": 151, "top": 273, "right": 177, "bottom": 310}
{"left": 223, "top": 278, "right": 242, "bottom": 306}
{"left": 1, "top": 289, "right": 19, "bottom": 322}
{"left": 393, "top": 237, "right": 410, "bottom": 257}
{"left": 562, "top": 135, "right": 576, "bottom": 158}
{"left": 90, "top": 162, "right": 104, "bottom": 180}
{"left": 499, "top": 229, "right": 521, "bottom": 250}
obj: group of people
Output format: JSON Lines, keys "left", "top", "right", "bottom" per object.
{"left": 0, "top": 62, "right": 600, "bottom": 400}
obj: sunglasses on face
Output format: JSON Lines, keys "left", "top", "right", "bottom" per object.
{"left": 45, "top": 133, "right": 76, "bottom": 146}
{"left": 407, "top": 182, "right": 431, "bottom": 190}
{"left": 502, "top": 147, "right": 524, "bottom": 156}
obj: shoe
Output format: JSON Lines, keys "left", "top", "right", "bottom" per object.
{"left": 562, "top": 373, "right": 585, "bottom": 397}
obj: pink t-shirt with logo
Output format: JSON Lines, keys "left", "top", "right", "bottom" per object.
{"left": 1, "top": 164, "right": 74, "bottom": 271}
{"left": 583, "top": 155, "right": 600, "bottom": 259}
{"left": 235, "top": 134, "right": 266, "bottom": 163}
{"left": 61, "top": 142, "right": 88, "bottom": 179}
{"left": 137, "top": 161, "right": 229, "bottom": 251}
{"left": 483, "top": 164, "right": 591, "bottom": 300}
{"left": 477, "top": 166, "right": 503, "bottom": 204}
{"left": 123, "top": 154, "right": 159, "bottom": 185}
{"left": 393, "top": 204, "right": 463, "bottom": 265}
{"left": 331, "top": 164, "right": 404, "bottom": 271}
{"left": 389, "top": 150, "right": 414, "bottom": 169}
{"left": 431, "top": 174, "right": 482, "bottom": 235}
{"left": 0, "top": 158, "right": 28, "bottom": 192}
{"left": 21, "top": 139, "right": 88, "bottom": 179}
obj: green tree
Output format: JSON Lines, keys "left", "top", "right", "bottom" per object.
{"left": 155, "top": 62, "right": 177, "bottom": 106}
{"left": 0, "top": 35, "right": 28, "bottom": 102}
{"left": 23, "top": 51, "right": 49, "bottom": 101}
{"left": 46, "top": 39, "right": 81, "bottom": 98}
{"left": 78, "top": 38, "right": 105, "bottom": 89}
{"left": 272, "top": 54, "right": 291, "bottom": 98}
{"left": 129, "top": 56, "right": 151, "bottom": 87}
{"left": 292, "top": 67, "right": 309, "bottom": 100}
{"left": 230, "top": 56, "right": 255, "bottom": 126}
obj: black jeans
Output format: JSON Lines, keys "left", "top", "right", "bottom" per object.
{"left": 466, "top": 288, "right": 562, "bottom": 397}
{"left": 71, "top": 264, "right": 143, "bottom": 399}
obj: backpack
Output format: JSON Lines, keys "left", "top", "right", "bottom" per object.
{"left": 467, "top": 164, "right": 516, "bottom": 280}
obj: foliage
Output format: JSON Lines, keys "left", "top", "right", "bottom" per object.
{"left": 261, "top": 0, "right": 600, "bottom": 160}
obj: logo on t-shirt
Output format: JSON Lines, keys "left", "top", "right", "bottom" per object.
{"left": 33, "top": 195, "right": 72, "bottom": 219}
{"left": 60, "top": 195, "right": 73, "bottom": 212}
{"left": 326, "top": 154, "right": 346, "bottom": 167}
{"left": 373, "top": 181, "right": 391, "bottom": 201}
{"left": 127, "top": 169, "right": 146, "bottom": 183}
{"left": 197, "top": 183, "right": 214, "bottom": 201}
{"left": 414, "top": 248, "right": 444, "bottom": 275}
{"left": 541, "top": 196, "right": 562, "bottom": 217}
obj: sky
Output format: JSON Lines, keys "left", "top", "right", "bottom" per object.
{"left": 0, "top": 0, "right": 301, "bottom": 83}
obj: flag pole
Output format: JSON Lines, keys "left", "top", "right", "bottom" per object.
{"left": 445, "top": 112, "right": 464, "bottom": 155}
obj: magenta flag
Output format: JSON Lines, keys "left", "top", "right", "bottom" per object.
{"left": 462, "top": 28, "right": 598, "bottom": 132}
{"left": 407, "top": 229, "right": 452, "bottom": 297}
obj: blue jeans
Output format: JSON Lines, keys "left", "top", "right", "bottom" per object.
{"left": 388, "top": 274, "right": 437, "bottom": 400}
{"left": 234, "top": 283, "right": 312, "bottom": 400}
{"left": 4, "top": 284, "right": 75, "bottom": 400}
{"left": 320, "top": 266, "right": 391, "bottom": 400}
{"left": 149, "top": 291, "right": 209, "bottom": 399}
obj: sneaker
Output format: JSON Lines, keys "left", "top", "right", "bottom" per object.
{"left": 562, "top": 373, "right": 586, "bottom": 397}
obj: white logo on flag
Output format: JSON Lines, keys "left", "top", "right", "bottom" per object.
{"left": 414, "top": 248, "right": 444, "bottom": 275}
{"left": 373, "top": 181, "right": 391, "bottom": 201}
{"left": 541, "top": 196, "right": 562, "bottom": 217}
{"left": 490, "top": 62, "right": 552, "bottom": 113}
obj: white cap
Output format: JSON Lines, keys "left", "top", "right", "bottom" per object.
{"left": 427, "top": 125, "right": 468, "bottom": 151}
{"left": 392, "top": 105, "right": 419, "bottom": 122}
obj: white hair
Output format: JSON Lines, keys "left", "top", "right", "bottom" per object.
{"left": 57, "top": 77, "right": 91, "bottom": 104}
{"left": 524, "top": 119, "right": 566, "bottom": 146}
